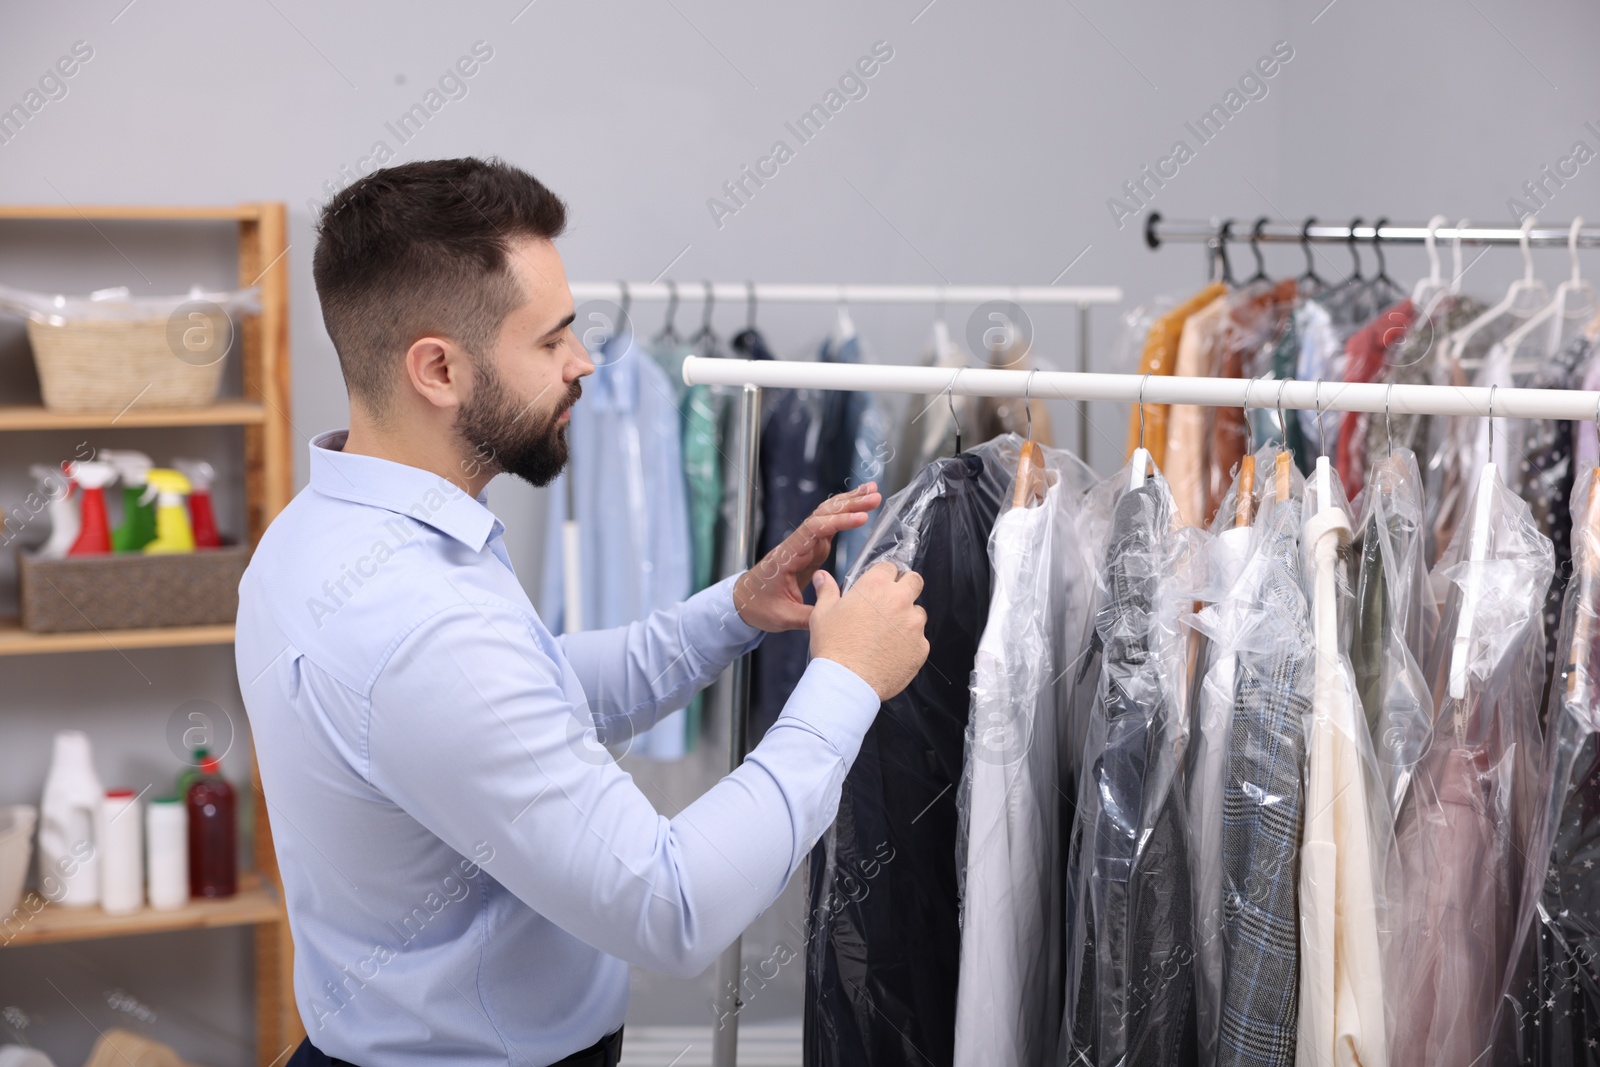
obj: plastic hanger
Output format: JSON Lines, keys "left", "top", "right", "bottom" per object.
{"left": 1013, "top": 370, "right": 1048, "bottom": 508}
{"left": 1449, "top": 216, "right": 1550, "bottom": 372}
{"left": 1298, "top": 216, "right": 1327, "bottom": 294}
{"left": 1411, "top": 214, "right": 1449, "bottom": 311}
{"left": 1212, "top": 219, "right": 1238, "bottom": 287}
{"left": 653, "top": 280, "right": 681, "bottom": 347}
{"left": 1449, "top": 387, "right": 1501, "bottom": 700}
{"left": 1492, "top": 217, "right": 1592, "bottom": 371}
{"left": 1130, "top": 373, "right": 1153, "bottom": 489}
{"left": 1246, "top": 217, "right": 1271, "bottom": 285}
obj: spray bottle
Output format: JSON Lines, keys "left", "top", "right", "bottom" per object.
{"left": 174, "top": 459, "right": 220, "bottom": 548}
{"left": 102, "top": 449, "right": 157, "bottom": 552}
{"left": 28, "top": 462, "right": 79, "bottom": 559}
{"left": 142, "top": 468, "right": 195, "bottom": 554}
{"left": 65, "top": 460, "right": 117, "bottom": 556}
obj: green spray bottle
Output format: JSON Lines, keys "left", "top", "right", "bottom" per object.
{"left": 102, "top": 450, "right": 157, "bottom": 552}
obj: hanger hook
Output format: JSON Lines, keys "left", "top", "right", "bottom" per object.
{"left": 1372, "top": 217, "right": 1391, "bottom": 283}
{"left": 1249, "top": 217, "right": 1269, "bottom": 282}
{"left": 1245, "top": 374, "right": 1263, "bottom": 455}
{"left": 1276, "top": 376, "right": 1293, "bottom": 448}
{"left": 745, "top": 280, "right": 757, "bottom": 331}
{"left": 700, "top": 279, "right": 715, "bottom": 335}
{"left": 1346, "top": 217, "right": 1364, "bottom": 280}
{"left": 947, "top": 368, "right": 964, "bottom": 455}
{"left": 1385, "top": 381, "right": 1395, "bottom": 457}
{"left": 1216, "top": 219, "right": 1237, "bottom": 285}
{"left": 1425, "top": 214, "right": 1446, "bottom": 283}
{"left": 1488, "top": 383, "right": 1498, "bottom": 460}
{"left": 660, "top": 280, "right": 679, "bottom": 337}
{"left": 1024, "top": 369, "right": 1037, "bottom": 441}
{"left": 1314, "top": 378, "right": 1328, "bottom": 456}
{"left": 1451, "top": 217, "right": 1471, "bottom": 294}
{"left": 1137, "top": 372, "right": 1151, "bottom": 449}
{"left": 1299, "top": 216, "right": 1320, "bottom": 285}
{"left": 1570, "top": 217, "right": 1585, "bottom": 287}
{"left": 1520, "top": 216, "right": 1537, "bottom": 285}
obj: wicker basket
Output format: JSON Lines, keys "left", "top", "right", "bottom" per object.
{"left": 27, "top": 318, "right": 227, "bottom": 413}
{"left": 18, "top": 543, "right": 249, "bottom": 632}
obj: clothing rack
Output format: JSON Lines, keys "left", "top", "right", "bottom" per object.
{"left": 680, "top": 351, "right": 1600, "bottom": 1067}
{"left": 1143, "top": 212, "right": 1600, "bottom": 249}
{"left": 572, "top": 280, "right": 1118, "bottom": 1067}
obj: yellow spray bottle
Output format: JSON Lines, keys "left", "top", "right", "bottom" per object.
{"left": 142, "top": 468, "right": 195, "bottom": 554}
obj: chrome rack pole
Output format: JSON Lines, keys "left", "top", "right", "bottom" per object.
{"left": 1075, "top": 301, "right": 1090, "bottom": 462}
{"left": 1143, "top": 211, "right": 1600, "bottom": 248}
{"left": 711, "top": 383, "right": 762, "bottom": 1067}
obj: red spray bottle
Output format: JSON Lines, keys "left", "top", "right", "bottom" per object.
{"left": 66, "top": 460, "right": 116, "bottom": 556}
{"left": 174, "top": 459, "right": 220, "bottom": 549}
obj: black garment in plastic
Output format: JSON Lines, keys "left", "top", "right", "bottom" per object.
{"left": 1062, "top": 473, "right": 1198, "bottom": 1067}
{"left": 803, "top": 438, "right": 1013, "bottom": 1067}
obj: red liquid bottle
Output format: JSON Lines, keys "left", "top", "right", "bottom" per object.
{"left": 186, "top": 755, "right": 236, "bottom": 898}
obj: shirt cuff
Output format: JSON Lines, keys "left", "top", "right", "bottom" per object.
{"left": 778, "top": 657, "right": 882, "bottom": 761}
{"left": 682, "top": 573, "right": 765, "bottom": 656}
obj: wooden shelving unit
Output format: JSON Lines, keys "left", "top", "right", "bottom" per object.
{"left": 0, "top": 204, "right": 301, "bottom": 1065}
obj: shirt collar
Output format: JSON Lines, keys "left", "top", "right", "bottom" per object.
{"left": 308, "top": 429, "right": 504, "bottom": 552}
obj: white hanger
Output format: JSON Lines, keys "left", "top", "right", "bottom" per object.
{"left": 1495, "top": 216, "right": 1594, "bottom": 368}
{"left": 1412, "top": 214, "right": 1449, "bottom": 313}
{"left": 1448, "top": 216, "right": 1550, "bottom": 371}
{"left": 830, "top": 285, "right": 857, "bottom": 347}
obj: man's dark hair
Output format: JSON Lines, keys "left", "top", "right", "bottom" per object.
{"left": 312, "top": 157, "right": 567, "bottom": 417}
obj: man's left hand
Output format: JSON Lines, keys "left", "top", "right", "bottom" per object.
{"left": 733, "top": 483, "right": 882, "bottom": 632}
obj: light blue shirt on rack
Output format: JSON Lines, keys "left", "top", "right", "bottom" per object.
{"left": 235, "top": 429, "right": 880, "bottom": 1066}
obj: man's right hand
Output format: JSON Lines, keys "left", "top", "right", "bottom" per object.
{"left": 809, "top": 561, "right": 929, "bottom": 702}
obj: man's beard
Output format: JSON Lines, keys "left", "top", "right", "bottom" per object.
{"left": 454, "top": 360, "right": 580, "bottom": 488}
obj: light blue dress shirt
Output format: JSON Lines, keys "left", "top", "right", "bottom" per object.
{"left": 235, "top": 430, "right": 880, "bottom": 1066}
{"left": 541, "top": 330, "right": 695, "bottom": 760}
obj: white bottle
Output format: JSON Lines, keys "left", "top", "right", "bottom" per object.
{"left": 37, "top": 730, "right": 103, "bottom": 906}
{"left": 97, "top": 789, "right": 143, "bottom": 915}
{"left": 145, "top": 797, "right": 188, "bottom": 910}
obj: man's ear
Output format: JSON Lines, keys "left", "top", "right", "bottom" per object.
{"left": 404, "top": 335, "right": 470, "bottom": 411}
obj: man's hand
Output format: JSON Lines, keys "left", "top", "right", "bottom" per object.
{"left": 733, "top": 483, "right": 882, "bottom": 632}
{"left": 810, "top": 561, "right": 929, "bottom": 701}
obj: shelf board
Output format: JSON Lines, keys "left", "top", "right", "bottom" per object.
{"left": 0, "top": 400, "right": 266, "bottom": 431}
{"left": 2, "top": 875, "right": 280, "bottom": 947}
{"left": 0, "top": 205, "right": 264, "bottom": 222}
{"left": 0, "top": 617, "right": 234, "bottom": 656}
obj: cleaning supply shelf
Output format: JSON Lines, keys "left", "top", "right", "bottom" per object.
{"left": 0, "top": 400, "right": 267, "bottom": 431}
{"left": 2, "top": 872, "right": 279, "bottom": 947}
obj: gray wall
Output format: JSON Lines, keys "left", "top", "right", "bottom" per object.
{"left": 3, "top": 0, "right": 1600, "bottom": 1062}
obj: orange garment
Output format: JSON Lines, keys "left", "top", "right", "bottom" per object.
{"left": 1126, "top": 283, "right": 1228, "bottom": 468}
{"left": 1166, "top": 295, "right": 1229, "bottom": 527}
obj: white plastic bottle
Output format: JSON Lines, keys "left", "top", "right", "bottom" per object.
{"left": 37, "top": 730, "right": 103, "bottom": 906}
{"left": 145, "top": 797, "right": 188, "bottom": 910}
{"left": 97, "top": 789, "right": 143, "bottom": 915}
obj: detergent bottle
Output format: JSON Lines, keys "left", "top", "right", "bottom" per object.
{"left": 142, "top": 468, "right": 195, "bottom": 554}
{"left": 66, "top": 460, "right": 117, "bottom": 556}
{"left": 173, "top": 459, "right": 220, "bottom": 548}
{"left": 102, "top": 450, "right": 157, "bottom": 552}
{"left": 28, "top": 462, "right": 80, "bottom": 559}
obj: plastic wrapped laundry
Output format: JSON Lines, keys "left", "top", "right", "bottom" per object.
{"left": 1350, "top": 448, "right": 1438, "bottom": 817}
{"left": 1060, "top": 456, "right": 1207, "bottom": 1067}
{"left": 804, "top": 435, "right": 1016, "bottom": 1067}
{"left": 0, "top": 282, "right": 259, "bottom": 325}
{"left": 952, "top": 440, "right": 1104, "bottom": 1067}
{"left": 1497, "top": 466, "right": 1600, "bottom": 1066}
{"left": 1387, "top": 461, "right": 1553, "bottom": 1067}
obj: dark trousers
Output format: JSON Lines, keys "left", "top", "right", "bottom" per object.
{"left": 287, "top": 1027, "right": 623, "bottom": 1067}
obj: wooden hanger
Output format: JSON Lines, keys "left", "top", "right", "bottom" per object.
{"left": 1013, "top": 371, "right": 1048, "bottom": 508}
{"left": 1236, "top": 454, "right": 1256, "bottom": 527}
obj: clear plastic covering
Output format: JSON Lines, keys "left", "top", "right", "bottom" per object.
{"left": 805, "top": 434, "right": 1020, "bottom": 1067}
{"left": 0, "top": 281, "right": 259, "bottom": 325}
{"left": 1296, "top": 457, "right": 1395, "bottom": 1067}
{"left": 1498, "top": 465, "right": 1600, "bottom": 1066}
{"left": 1350, "top": 448, "right": 1439, "bottom": 817}
{"left": 1187, "top": 446, "right": 1314, "bottom": 1067}
{"left": 952, "top": 441, "right": 1104, "bottom": 1067}
{"left": 1386, "top": 462, "right": 1553, "bottom": 1067}
{"left": 1060, "top": 458, "right": 1207, "bottom": 1067}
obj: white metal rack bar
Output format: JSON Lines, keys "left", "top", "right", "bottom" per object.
{"left": 686, "top": 351, "right": 1599, "bottom": 1067}
{"left": 1143, "top": 213, "right": 1600, "bottom": 248}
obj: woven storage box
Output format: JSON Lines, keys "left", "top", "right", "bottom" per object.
{"left": 27, "top": 318, "right": 226, "bottom": 413}
{"left": 18, "top": 543, "right": 249, "bottom": 632}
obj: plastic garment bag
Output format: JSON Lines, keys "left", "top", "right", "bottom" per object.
{"left": 1296, "top": 459, "right": 1393, "bottom": 1067}
{"left": 1193, "top": 449, "right": 1316, "bottom": 1067}
{"left": 804, "top": 435, "right": 1017, "bottom": 1067}
{"left": 1350, "top": 449, "right": 1438, "bottom": 817}
{"left": 1498, "top": 467, "right": 1600, "bottom": 1066}
{"left": 1060, "top": 460, "right": 1206, "bottom": 1067}
{"left": 952, "top": 444, "right": 1104, "bottom": 1067}
{"left": 1387, "top": 464, "right": 1552, "bottom": 1067}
